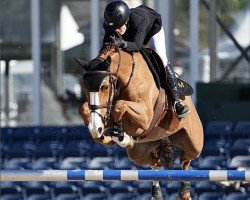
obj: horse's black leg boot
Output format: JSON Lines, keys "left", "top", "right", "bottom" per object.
{"left": 113, "top": 121, "right": 124, "bottom": 141}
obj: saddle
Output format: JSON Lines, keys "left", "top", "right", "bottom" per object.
{"left": 140, "top": 47, "right": 194, "bottom": 96}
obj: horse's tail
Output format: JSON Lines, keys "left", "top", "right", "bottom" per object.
{"left": 153, "top": 139, "right": 176, "bottom": 169}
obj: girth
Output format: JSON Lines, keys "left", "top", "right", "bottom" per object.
{"left": 134, "top": 87, "right": 167, "bottom": 140}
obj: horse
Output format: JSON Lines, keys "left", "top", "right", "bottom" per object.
{"left": 76, "top": 40, "right": 204, "bottom": 200}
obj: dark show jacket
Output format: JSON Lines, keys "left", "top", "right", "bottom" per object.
{"left": 103, "top": 5, "right": 162, "bottom": 52}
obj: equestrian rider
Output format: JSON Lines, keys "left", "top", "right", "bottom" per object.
{"left": 102, "top": 1, "right": 190, "bottom": 120}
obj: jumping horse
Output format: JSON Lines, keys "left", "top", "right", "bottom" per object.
{"left": 76, "top": 38, "right": 204, "bottom": 200}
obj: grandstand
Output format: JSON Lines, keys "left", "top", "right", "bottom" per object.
{"left": 1, "top": 121, "right": 250, "bottom": 199}
{"left": 1, "top": 1, "right": 250, "bottom": 199}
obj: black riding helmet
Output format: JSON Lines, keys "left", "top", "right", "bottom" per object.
{"left": 104, "top": 1, "right": 131, "bottom": 31}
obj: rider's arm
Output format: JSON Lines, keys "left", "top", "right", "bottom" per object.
{"left": 123, "top": 13, "right": 147, "bottom": 52}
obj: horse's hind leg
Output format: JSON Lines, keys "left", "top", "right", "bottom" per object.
{"left": 151, "top": 166, "right": 164, "bottom": 200}
{"left": 169, "top": 131, "right": 203, "bottom": 200}
{"left": 178, "top": 151, "right": 192, "bottom": 200}
{"left": 126, "top": 141, "right": 164, "bottom": 200}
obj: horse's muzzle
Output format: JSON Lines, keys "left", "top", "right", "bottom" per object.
{"left": 88, "top": 112, "right": 104, "bottom": 138}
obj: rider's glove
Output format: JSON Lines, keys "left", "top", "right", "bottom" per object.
{"left": 109, "top": 36, "right": 127, "bottom": 49}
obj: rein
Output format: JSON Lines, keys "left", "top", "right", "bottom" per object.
{"left": 85, "top": 50, "right": 135, "bottom": 125}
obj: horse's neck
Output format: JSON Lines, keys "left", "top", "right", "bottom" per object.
{"left": 109, "top": 52, "right": 132, "bottom": 79}
{"left": 113, "top": 51, "right": 158, "bottom": 99}
{"left": 112, "top": 51, "right": 135, "bottom": 87}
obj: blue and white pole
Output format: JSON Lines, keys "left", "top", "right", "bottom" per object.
{"left": 1, "top": 170, "right": 250, "bottom": 182}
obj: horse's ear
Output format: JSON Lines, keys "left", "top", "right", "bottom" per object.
{"left": 100, "top": 56, "right": 111, "bottom": 70}
{"left": 105, "top": 56, "right": 111, "bottom": 67}
{"left": 98, "top": 56, "right": 111, "bottom": 71}
{"left": 73, "top": 57, "right": 89, "bottom": 70}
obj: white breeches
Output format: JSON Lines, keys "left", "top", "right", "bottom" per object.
{"left": 147, "top": 27, "right": 168, "bottom": 66}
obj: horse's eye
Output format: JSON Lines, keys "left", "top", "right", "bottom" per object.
{"left": 101, "top": 85, "right": 109, "bottom": 92}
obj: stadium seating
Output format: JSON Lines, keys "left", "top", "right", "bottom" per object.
{"left": 140, "top": 193, "right": 152, "bottom": 200}
{"left": 87, "top": 156, "right": 114, "bottom": 169}
{"left": 86, "top": 144, "right": 110, "bottom": 158}
{"left": 231, "top": 121, "right": 250, "bottom": 139}
{"left": 0, "top": 183, "right": 23, "bottom": 196}
{"left": 1, "top": 122, "right": 250, "bottom": 199}
{"left": 24, "top": 184, "right": 50, "bottom": 197}
{"left": 82, "top": 181, "right": 106, "bottom": 196}
{"left": 228, "top": 138, "right": 250, "bottom": 157}
{"left": 58, "top": 141, "right": 88, "bottom": 158}
{"left": 32, "top": 157, "right": 59, "bottom": 169}
{"left": 111, "top": 193, "right": 138, "bottom": 200}
{"left": 201, "top": 138, "right": 227, "bottom": 157}
{"left": 114, "top": 157, "right": 136, "bottom": 169}
{"left": 54, "top": 193, "right": 81, "bottom": 200}
{"left": 109, "top": 181, "right": 135, "bottom": 194}
{"left": 84, "top": 193, "right": 109, "bottom": 200}
{"left": 198, "top": 155, "right": 228, "bottom": 170}
{"left": 59, "top": 157, "right": 89, "bottom": 170}
{"left": 197, "top": 192, "right": 224, "bottom": 200}
{"left": 1, "top": 194, "right": 24, "bottom": 200}
{"left": 27, "top": 194, "right": 52, "bottom": 200}
{"left": 137, "top": 182, "right": 152, "bottom": 195}
{"left": 194, "top": 182, "right": 222, "bottom": 194}
{"left": 225, "top": 192, "right": 250, "bottom": 200}
{"left": 53, "top": 182, "right": 79, "bottom": 197}
{"left": 169, "top": 192, "right": 179, "bottom": 200}
{"left": 204, "top": 121, "right": 234, "bottom": 139}
{"left": 4, "top": 157, "right": 31, "bottom": 170}
{"left": 228, "top": 155, "right": 250, "bottom": 169}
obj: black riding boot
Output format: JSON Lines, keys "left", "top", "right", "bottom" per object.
{"left": 165, "top": 62, "right": 190, "bottom": 120}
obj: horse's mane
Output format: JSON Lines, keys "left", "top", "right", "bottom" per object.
{"left": 99, "top": 33, "right": 122, "bottom": 56}
{"left": 99, "top": 42, "right": 117, "bottom": 56}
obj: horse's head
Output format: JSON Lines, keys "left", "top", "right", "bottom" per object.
{"left": 75, "top": 45, "right": 120, "bottom": 138}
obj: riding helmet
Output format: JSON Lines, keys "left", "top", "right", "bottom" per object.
{"left": 104, "top": 1, "right": 131, "bottom": 31}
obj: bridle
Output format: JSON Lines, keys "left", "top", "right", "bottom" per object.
{"left": 83, "top": 69, "right": 118, "bottom": 126}
{"left": 83, "top": 49, "right": 135, "bottom": 126}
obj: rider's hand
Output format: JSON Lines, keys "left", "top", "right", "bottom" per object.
{"left": 109, "top": 36, "right": 127, "bottom": 49}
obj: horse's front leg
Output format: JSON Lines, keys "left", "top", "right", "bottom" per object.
{"left": 113, "top": 100, "right": 151, "bottom": 130}
{"left": 110, "top": 100, "right": 151, "bottom": 148}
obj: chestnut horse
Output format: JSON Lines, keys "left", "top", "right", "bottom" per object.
{"left": 76, "top": 41, "right": 203, "bottom": 200}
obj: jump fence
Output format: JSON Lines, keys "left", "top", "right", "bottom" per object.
{"left": 1, "top": 170, "right": 250, "bottom": 182}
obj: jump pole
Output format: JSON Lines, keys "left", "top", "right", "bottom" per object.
{"left": 1, "top": 170, "right": 250, "bottom": 182}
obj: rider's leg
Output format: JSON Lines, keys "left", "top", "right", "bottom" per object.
{"left": 165, "top": 62, "right": 190, "bottom": 119}
{"left": 147, "top": 27, "right": 168, "bottom": 66}
{"left": 148, "top": 27, "right": 190, "bottom": 119}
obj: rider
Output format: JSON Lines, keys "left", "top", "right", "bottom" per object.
{"left": 102, "top": 1, "right": 190, "bottom": 120}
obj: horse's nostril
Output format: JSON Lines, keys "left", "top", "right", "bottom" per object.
{"left": 98, "top": 127, "right": 102, "bottom": 134}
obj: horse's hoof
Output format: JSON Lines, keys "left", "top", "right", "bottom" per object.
{"left": 178, "top": 192, "right": 192, "bottom": 200}
{"left": 151, "top": 195, "right": 164, "bottom": 200}
{"left": 178, "top": 197, "right": 192, "bottom": 200}
{"left": 178, "top": 181, "right": 192, "bottom": 200}
{"left": 151, "top": 185, "right": 164, "bottom": 200}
